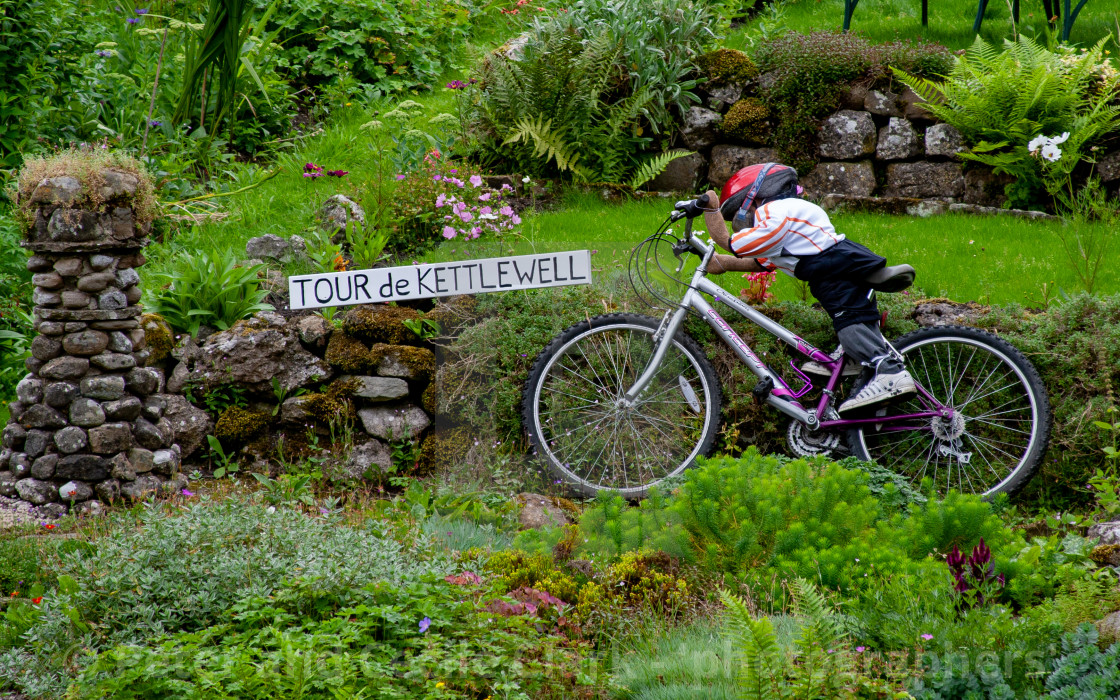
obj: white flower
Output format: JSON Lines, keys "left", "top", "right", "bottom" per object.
{"left": 1040, "top": 143, "right": 1062, "bottom": 162}
{"left": 1027, "top": 135, "right": 1048, "bottom": 153}
{"left": 266, "top": 506, "right": 276, "bottom": 514}
{"left": 522, "top": 176, "right": 531, "bottom": 184}
{"left": 1050, "top": 132, "right": 1070, "bottom": 145}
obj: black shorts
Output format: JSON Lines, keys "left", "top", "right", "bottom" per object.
{"left": 792, "top": 239, "right": 886, "bottom": 332}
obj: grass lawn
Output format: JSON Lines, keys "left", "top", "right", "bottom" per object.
{"left": 416, "top": 190, "right": 1118, "bottom": 307}
{"left": 727, "top": 0, "right": 1120, "bottom": 51}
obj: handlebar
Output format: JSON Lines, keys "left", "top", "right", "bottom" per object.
{"left": 670, "top": 192, "right": 711, "bottom": 222}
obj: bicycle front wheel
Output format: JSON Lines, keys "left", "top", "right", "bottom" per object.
{"left": 522, "top": 313, "right": 722, "bottom": 499}
{"left": 847, "top": 325, "right": 1051, "bottom": 498}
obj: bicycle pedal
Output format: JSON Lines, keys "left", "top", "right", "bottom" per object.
{"left": 752, "top": 377, "right": 774, "bottom": 404}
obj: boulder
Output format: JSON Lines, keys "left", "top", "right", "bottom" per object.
{"left": 120, "top": 474, "right": 162, "bottom": 502}
{"left": 129, "top": 447, "right": 155, "bottom": 474}
{"left": 372, "top": 345, "right": 435, "bottom": 380}
{"left": 81, "top": 375, "right": 126, "bottom": 401}
{"left": 358, "top": 405, "right": 431, "bottom": 440}
{"left": 1098, "top": 150, "right": 1120, "bottom": 182}
{"left": 31, "top": 454, "right": 57, "bottom": 479}
{"left": 963, "top": 168, "right": 1012, "bottom": 208}
{"left": 190, "top": 312, "right": 331, "bottom": 394}
{"left": 73, "top": 500, "right": 108, "bottom": 518}
{"left": 104, "top": 396, "right": 142, "bottom": 421}
{"left": 56, "top": 454, "right": 110, "bottom": 481}
{"left": 515, "top": 492, "right": 573, "bottom": 530}
{"left": 647, "top": 152, "right": 706, "bottom": 192}
{"left": 59, "top": 480, "right": 94, "bottom": 503}
{"left": 345, "top": 375, "right": 410, "bottom": 402}
{"left": 838, "top": 84, "right": 869, "bottom": 111}
{"left": 29, "top": 176, "right": 83, "bottom": 206}
{"left": 818, "top": 110, "right": 877, "bottom": 160}
{"left": 885, "top": 162, "right": 965, "bottom": 198}
{"left": 925, "top": 123, "right": 965, "bottom": 159}
{"left": 19, "top": 404, "right": 67, "bottom": 429}
{"left": 876, "top": 118, "right": 922, "bottom": 160}
{"left": 706, "top": 83, "right": 742, "bottom": 113}
{"left": 245, "top": 234, "right": 293, "bottom": 261}
{"left": 318, "top": 194, "right": 366, "bottom": 236}
{"left": 707, "top": 145, "right": 779, "bottom": 188}
{"left": 23, "top": 429, "right": 50, "bottom": 457}
{"left": 913, "top": 301, "right": 988, "bottom": 327}
{"left": 69, "top": 397, "right": 106, "bottom": 427}
{"left": 40, "top": 356, "right": 90, "bottom": 380}
{"left": 54, "top": 426, "right": 88, "bottom": 454}
{"left": 98, "top": 169, "right": 140, "bottom": 200}
{"left": 15, "top": 478, "right": 59, "bottom": 505}
{"left": 0, "top": 471, "right": 16, "bottom": 497}
{"left": 900, "top": 86, "right": 936, "bottom": 121}
{"left": 1088, "top": 521, "right": 1120, "bottom": 546}
{"left": 680, "top": 107, "right": 723, "bottom": 151}
{"left": 88, "top": 422, "right": 132, "bottom": 454}
{"left": 294, "top": 314, "right": 333, "bottom": 351}
{"left": 1098, "top": 610, "right": 1120, "bottom": 646}
{"left": 864, "top": 90, "right": 902, "bottom": 117}
{"left": 30, "top": 335, "right": 62, "bottom": 361}
{"left": 109, "top": 453, "right": 137, "bottom": 481}
{"left": 331, "top": 439, "right": 392, "bottom": 481}
{"left": 43, "top": 381, "right": 79, "bottom": 407}
{"left": 16, "top": 377, "right": 43, "bottom": 405}
{"left": 280, "top": 395, "right": 313, "bottom": 423}
{"left": 801, "top": 161, "right": 877, "bottom": 198}
{"left": 159, "top": 394, "right": 213, "bottom": 458}
{"left": 35, "top": 503, "right": 69, "bottom": 519}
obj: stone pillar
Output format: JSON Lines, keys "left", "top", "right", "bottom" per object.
{"left": 0, "top": 165, "right": 179, "bottom": 517}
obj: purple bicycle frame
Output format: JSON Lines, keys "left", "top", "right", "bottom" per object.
{"left": 624, "top": 238, "right": 951, "bottom": 432}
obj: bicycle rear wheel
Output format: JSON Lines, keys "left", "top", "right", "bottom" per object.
{"left": 847, "top": 325, "right": 1050, "bottom": 498}
{"left": 522, "top": 313, "right": 722, "bottom": 499}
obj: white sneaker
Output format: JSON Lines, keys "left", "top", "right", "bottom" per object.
{"left": 801, "top": 346, "right": 861, "bottom": 377}
{"left": 839, "top": 370, "right": 917, "bottom": 413}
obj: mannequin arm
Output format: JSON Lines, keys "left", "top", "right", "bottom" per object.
{"left": 698, "top": 190, "right": 764, "bottom": 274}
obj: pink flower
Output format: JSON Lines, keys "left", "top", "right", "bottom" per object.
{"left": 435, "top": 194, "right": 447, "bottom": 208}
{"left": 478, "top": 192, "right": 491, "bottom": 201}
{"left": 856, "top": 646, "right": 866, "bottom": 652}
{"left": 511, "top": 214, "right": 522, "bottom": 225}
{"left": 501, "top": 183, "right": 513, "bottom": 191}
{"left": 451, "top": 201, "right": 466, "bottom": 214}
{"left": 469, "top": 175, "right": 483, "bottom": 187}
{"left": 480, "top": 206, "right": 492, "bottom": 216}
{"left": 920, "top": 634, "right": 933, "bottom": 641}
{"left": 433, "top": 174, "right": 442, "bottom": 181}
{"left": 499, "top": 205, "right": 514, "bottom": 217}
{"left": 459, "top": 211, "right": 474, "bottom": 223}
{"left": 396, "top": 174, "right": 406, "bottom": 181}
{"left": 442, "top": 226, "right": 457, "bottom": 239}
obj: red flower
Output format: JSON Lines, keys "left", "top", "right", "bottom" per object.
{"left": 31, "top": 597, "right": 43, "bottom": 605}
{"left": 43, "top": 524, "right": 56, "bottom": 530}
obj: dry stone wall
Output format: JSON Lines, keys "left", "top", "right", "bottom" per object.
{"left": 0, "top": 168, "right": 182, "bottom": 517}
{"left": 651, "top": 84, "right": 1120, "bottom": 212}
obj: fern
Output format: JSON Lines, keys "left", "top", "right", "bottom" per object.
{"left": 719, "top": 589, "right": 785, "bottom": 700}
{"left": 629, "top": 149, "right": 694, "bottom": 189}
{"left": 503, "top": 117, "right": 588, "bottom": 178}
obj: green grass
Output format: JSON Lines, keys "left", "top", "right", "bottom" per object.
{"left": 727, "top": 0, "right": 1120, "bottom": 52}
{"left": 416, "top": 190, "right": 1118, "bottom": 307}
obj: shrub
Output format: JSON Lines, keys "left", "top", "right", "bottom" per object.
{"left": 895, "top": 36, "right": 1120, "bottom": 210}
{"left": 145, "top": 249, "right": 273, "bottom": 336}
{"left": 473, "top": 0, "right": 715, "bottom": 182}
{"left": 720, "top": 97, "right": 770, "bottom": 144}
{"left": 697, "top": 48, "right": 758, "bottom": 84}
{"left": 261, "top": 0, "right": 474, "bottom": 95}
{"left": 0, "top": 210, "right": 30, "bottom": 403}
{"left": 753, "top": 32, "right": 952, "bottom": 172}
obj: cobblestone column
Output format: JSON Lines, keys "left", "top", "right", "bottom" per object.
{"left": 0, "top": 167, "right": 179, "bottom": 517}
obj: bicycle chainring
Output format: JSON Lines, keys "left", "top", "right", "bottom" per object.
{"left": 787, "top": 420, "right": 844, "bottom": 459}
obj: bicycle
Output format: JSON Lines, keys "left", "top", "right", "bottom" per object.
{"left": 521, "top": 193, "right": 1051, "bottom": 500}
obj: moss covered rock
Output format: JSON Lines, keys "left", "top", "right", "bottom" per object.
{"left": 342, "top": 304, "right": 423, "bottom": 345}
{"left": 140, "top": 313, "right": 174, "bottom": 366}
{"left": 417, "top": 427, "right": 474, "bottom": 475}
{"left": 324, "top": 333, "right": 373, "bottom": 373}
{"left": 425, "top": 295, "right": 479, "bottom": 334}
{"left": 369, "top": 344, "right": 435, "bottom": 381}
{"left": 698, "top": 48, "right": 758, "bottom": 84}
{"left": 720, "top": 97, "right": 771, "bottom": 144}
{"left": 214, "top": 406, "right": 271, "bottom": 443}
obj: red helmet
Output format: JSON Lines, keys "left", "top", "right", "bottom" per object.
{"left": 719, "top": 163, "right": 798, "bottom": 220}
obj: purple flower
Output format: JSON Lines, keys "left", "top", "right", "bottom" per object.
{"left": 469, "top": 174, "right": 483, "bottom": 188}
{"left": 442, "top": 226, "right": 457, "bottom": 240}
{"left": 95, "top": 49, "right": 113, "bottom": 57}
{"left": 181, "top": 489, "right": 194, "bottom": 496}
{"left": 148, "top": 120, "right": 162, "bottom": 127}
{"left": 856, "top": 646, "right": 866, "bottom": 652}
{"left": 135, "top": 7, "right": 149, "bottom": 13}
{"left": 499, "top": 205, "right": 514, "bottom": 217}
{"left": 126, "top": 17, "right": 140, "bottom": 23}
{"left": 469, "top": 78, "right": 478, "bottom": 84}
{"left": 432, "top": 174, "right": 442, "bottom": 181}
{"left": 920, "top": 633, "right": 933, "bottom": 641}
{"left": 435, "top": 194, "right": 447, "bottom": 208}
{"left": 446, "top": 80, "right": 466, "bottom": 90}
{"left": 395, "top": 174, "right": 406, "bottom": 181}
{"left": 478, "top": 192, "right": 491, "bottom": 202}
{"left": 419, "top": 617, "right": 431, "bottom": 633}
{"left": 449, "top": 169, "right": 458, "bottom": 174}
{"left": 326, "top": 170, "right": 349, "bottom": 177}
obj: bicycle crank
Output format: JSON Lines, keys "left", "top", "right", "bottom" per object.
{"left": 787, "top": 420, "right": 844, "bottom": 458}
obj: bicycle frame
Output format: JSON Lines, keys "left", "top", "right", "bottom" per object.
{"left": 623, "top": 227, "right": 953, "bottom": 433}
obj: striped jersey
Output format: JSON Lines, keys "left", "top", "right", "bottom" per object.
{"left": 729, "top": 198, "right": 844, "bottom": 276}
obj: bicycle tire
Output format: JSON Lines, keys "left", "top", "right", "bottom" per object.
{"left": 846, "top": 325, "right": 1051, "bottom": 498}
{"left": 521, "top": 313, "right": 723, "bottom": 499}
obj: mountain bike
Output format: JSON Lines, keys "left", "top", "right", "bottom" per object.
{"left": 521, "top": 193, "right": 1051, "bottom": 499}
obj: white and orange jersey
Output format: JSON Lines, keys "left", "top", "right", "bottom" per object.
{"left": 729, "top": 198, "right": 844, "bottom": 276}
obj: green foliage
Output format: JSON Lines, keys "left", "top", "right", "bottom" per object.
{"left": 262, "top": 0, "right": 473, "bottom": 96}
{"left": 476, "top": 0, "right": 714, "bottom": 183}
{"left": 145, "top": 247, "right": 273, "bottom": 336}
{"left": 0, "top": 210, "right": 30, "bottom": 402}
{"left": 344, "top": 218, "right": 390, "bottom": 270}
{"left": 754, "top": 31, "right": 951, "bottom": 171}
{"left": 173, "top": 0, "right": 256, "bottom": 132}
{"left": 895, "top": 36, "right": 1120, "bottom": 210}
{"left": 70, "top": 575, "right": 598, "bottom": 699}
{"left": 720, "top": 97, "right": 770, "bottom": 144}
{"left": 1044, "top": 623, "right": 1120, "bottom": 697}
{"left": 697, "top": 48, "right": 759, "bottom": 83}
{"left": 629, "top": 149, "right": 694, "bottom": 190}
{"left": 579, "top": 488, "right": 688, "bottom": 561}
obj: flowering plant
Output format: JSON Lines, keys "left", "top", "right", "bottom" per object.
{"left": 945, "top": 537, "right": 1005, "bottom": 607}
{"left": 740, "top": 271, "right": 776, "bottom": 304}
{"left": 436, "top": 174, "right": 521, "bottom": 241}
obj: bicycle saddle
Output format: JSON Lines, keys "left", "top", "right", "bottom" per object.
{"left": 864, "top": 264, "right": 915, "bottom": 293}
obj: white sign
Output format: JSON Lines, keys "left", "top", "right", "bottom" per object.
{"left": 288, "top": 250, "right": 593, "bottom": 310}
